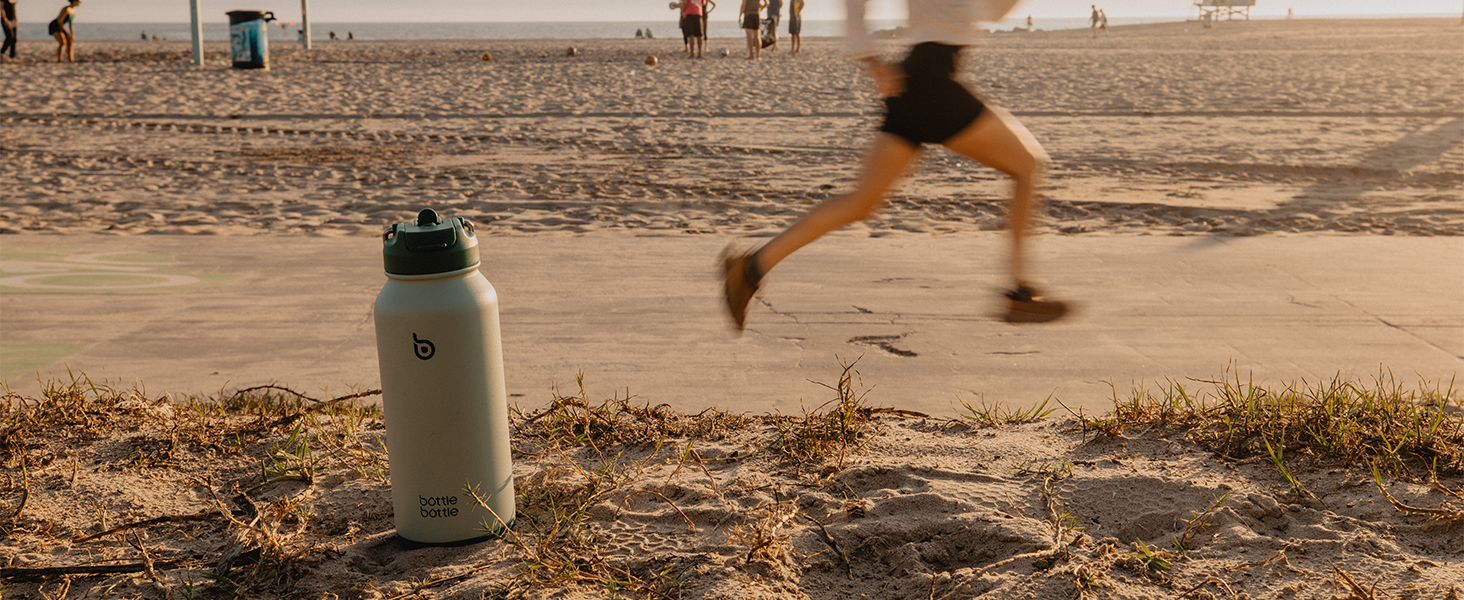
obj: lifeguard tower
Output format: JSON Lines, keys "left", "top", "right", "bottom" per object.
{"left": 1195, "top": 0, "right": 1254, "bottom": 25}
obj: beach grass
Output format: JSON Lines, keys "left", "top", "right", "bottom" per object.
{"left": 1, "top": 366, "right": 1460, "bottom": 598}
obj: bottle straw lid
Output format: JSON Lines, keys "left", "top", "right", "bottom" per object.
{"left": 382, "top": 208, "right": 481, "bottom": 275}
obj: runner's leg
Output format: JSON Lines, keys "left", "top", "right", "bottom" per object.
{"left": 939, "top": 106, "right": 1049, "bottom": 286}
{"left": 751, "top": 134, "right": 921, "bottom": 274}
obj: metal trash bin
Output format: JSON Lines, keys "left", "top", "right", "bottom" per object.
{"left": 227, "top": 10, "right": 275, "bottom": 69}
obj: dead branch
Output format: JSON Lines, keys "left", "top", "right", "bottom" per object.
{"left": 0, "top": 560, "right": 191, "bottom": 582}
{"left": 73, "top": 510, "right": 226, "bottom": 543}
{"left": 1374, "top": 477, "right": 1464, "bottom": 520}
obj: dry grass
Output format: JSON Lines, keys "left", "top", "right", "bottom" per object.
{"left": 2, "top": 365, "right": 1460, "bottom": 599}
{"left": 1099, "top": 369, "right": 1463, "bottom": 479}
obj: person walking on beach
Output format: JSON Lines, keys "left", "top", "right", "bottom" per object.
{"left": 49, "top": 0, "right": 79, "bottom": 62}
{"left": 1089, "top": 5, "right": 1100, "bottom": 38}
{"left": 788, "top": 0, "right": 804, "bottom": 55}
{"left": 741, "top": 0, "right": 765, "bottom": 59}
{"left": 1098, "top": 9, "right": 1109, "bottom": 37}
{"left": 2, "top": 0, "right": 18, "bottom": 60}
{"left": 719, "top": 0, "right": 1069, "bottom": 330}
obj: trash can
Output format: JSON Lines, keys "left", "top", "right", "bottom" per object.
{"left": 227, "top": 10, "right": 275, "bottom": 69}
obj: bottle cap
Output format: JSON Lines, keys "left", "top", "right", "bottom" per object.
{"left": 382, "top": 208, "right": 481, "bottom": 275}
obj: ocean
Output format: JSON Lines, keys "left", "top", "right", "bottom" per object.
{"left": 9, "top": 14, "right": 1454, "bottom": 42}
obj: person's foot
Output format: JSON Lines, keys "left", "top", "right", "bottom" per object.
{"left": 1003, "top": 285, "right": 1069, "bottom": 324}
{"left": 720, "top": 247, "right": 763, "bottom": 333}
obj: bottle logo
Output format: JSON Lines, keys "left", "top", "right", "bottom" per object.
{"left": 412, "top": 334, "right": 435, "bottom": 360}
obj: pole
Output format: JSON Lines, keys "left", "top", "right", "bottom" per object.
{"left": 300, "top": 0, "right": 311, "bottom": 49}
{"left": 189, "top": 0, "right": 203, "bottom": 66}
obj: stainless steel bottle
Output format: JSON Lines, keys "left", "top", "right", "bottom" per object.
{"left": 373, "top": 208, "right": 514, "bottom": 546}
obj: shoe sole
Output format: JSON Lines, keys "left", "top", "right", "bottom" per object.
{"left": 1004, "top": 303, "right": 1069, "bottom": 324}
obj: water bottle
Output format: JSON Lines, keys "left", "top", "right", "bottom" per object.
{"left": 373, "top": 208, "right": 515, "bottom": 546}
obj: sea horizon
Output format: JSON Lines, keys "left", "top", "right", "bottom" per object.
{"left": 8, "top": 13, "right": 1456, "bottom": 42}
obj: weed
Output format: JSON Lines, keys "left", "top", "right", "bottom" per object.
{"left": 770, "top": 357, "right": 889, "bottom": 469}
{"left": 1012, "top": 460, "right": 1073, "bottom": 480}
{"left": 1173, "top": 492, "right": 1229, "bottom": 553}
{"left": 1126, "top": 540, "right": 1173, "bottom": 572}
{"left": 956, "top": 394, "right": 1056, "bottom": 428}
{"left": 1108, "top": 369, "right": 1462, "bottom": 478}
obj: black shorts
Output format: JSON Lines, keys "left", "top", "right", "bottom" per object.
{"left": 788, "top": 18, "right": 802, "bottom": 35}
{"left": 681, "top": 14, "right": 703, "bottom": 38}
{"left": 742, "top": 12, "right": 759, "bottom": 30}
{"left": 879, "top": 43, "right": 986, "bottom": 147}
{"left": 48, "top": 19, "right": 63, "bottom": 35}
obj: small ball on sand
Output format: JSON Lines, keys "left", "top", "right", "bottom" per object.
{"left": 720, "top": 49, "right": 729, "bottom": 57}
{"left": 481, "top": 52, "right": 492, "bottom": 61}
{"left": 567, "top": 47, "right": 579, "bottom": 56}
{"left": 645, "top": 55, "right": 658, "bottom": 66}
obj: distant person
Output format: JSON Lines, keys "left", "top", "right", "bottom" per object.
{"left": 1286, "top": 7, "right": 1293, "bottom": 19}
{"left": 764, "top": 0, "right": 781, "bottom": 50}
{"left": 740, "top": 0, "right": 764, "bottom": 59}
{"left": 788, "top": 0, "right": 803, "bottom": 55}
{"left": 719, "top": 0, "right": 1070, "bottom": 331}
{"left": 1089, "top": 5, "right": 1099, "bottom": 38}
{"left": 2, "top": 0, "right": 17, "bottom": 60}
{"left": 49, "top": 0, "right": 80, "bottom": 62}
{"left": 702, "top": 0, "right": 716, "bottom": 48}
{"left": 674, "top": 0, "right": 705, "bottom": 58}
{"left": 1026, "top": 14, "right": 1033, "bottom": 31}
{"left": 329, "top": 29, "right": 337, "bottom": 40}
{"left": 646, "top": 28, "right": 654, "bottom": 38}
{"left": 347, "top": 31, "right": 353, "bottom": 40}
{"left": 636, "top": 28, "right": 644, "bottom": 38}
{"left": 141, "top": 30, "right": 148, "bottom": 41}
{"left": 1098, "top": 9, "right": 1108, "bottom": 37}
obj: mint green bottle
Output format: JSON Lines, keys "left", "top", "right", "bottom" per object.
{"left": 374, "top": 209, "right": 514, "bottom": 546}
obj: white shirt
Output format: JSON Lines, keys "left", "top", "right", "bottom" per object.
{"left": 844, "top": 0, "right": 1022, "bottom": 58}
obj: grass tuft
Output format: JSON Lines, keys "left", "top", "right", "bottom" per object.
{"left": 1108, "top": 369, "right": 1463, "bottom": 478}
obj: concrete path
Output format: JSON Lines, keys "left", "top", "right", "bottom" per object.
{"left": 2, "top": 234, "right": 1460, "bottom": 415}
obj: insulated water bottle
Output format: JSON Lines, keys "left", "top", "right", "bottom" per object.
{"left": 374, "top": 208, "right": 515, "bottom": 546}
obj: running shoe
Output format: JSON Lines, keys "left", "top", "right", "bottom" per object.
{"left": 1004, "top": 285, "right": 1069, "bottom": 323}
{"left": 720, "top": 247, "right": 763, "bottom": 333}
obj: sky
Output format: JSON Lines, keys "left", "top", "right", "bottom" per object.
{"left": 49, "top": 0, "right": 1464, "bottom": 23}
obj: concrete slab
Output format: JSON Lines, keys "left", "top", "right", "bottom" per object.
{"left": 2, "top": 234, "right": 1460, "bottom": 415}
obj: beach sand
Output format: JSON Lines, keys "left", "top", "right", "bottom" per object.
{"left": 1, "top": 17, "right": 1462, "bottom": 600}
{"left": 1, "top": 19, "right": 1459, "bottom": 238}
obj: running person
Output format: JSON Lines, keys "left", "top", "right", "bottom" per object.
{"left": 720, "top": 0, "right": 1069, "bottom": 330}
{"left": 49, "top": 0, "right": 79, "bottom": 62}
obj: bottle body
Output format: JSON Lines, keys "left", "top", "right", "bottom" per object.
{"left": 373, "top": 268, "right": 515, "bottom": 545}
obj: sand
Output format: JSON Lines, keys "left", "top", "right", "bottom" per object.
{"left": 1, "top": 373, "right": 1461, "bottom": 599}
{"left": 1, "top": 16, "right": 1462, "bottom": 600}
{"left": 1, "top": 18, "right": 1460, "bottom": 238}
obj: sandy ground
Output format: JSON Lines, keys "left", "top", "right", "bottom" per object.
{"left": 1, "top": 374, "right": 1461, "bottom": 600}
{"left": 1, "top": 17, "right": 1462, "bottom": 600}
{"left": 1, "top": 19, "right": 1460, "bottom": 238}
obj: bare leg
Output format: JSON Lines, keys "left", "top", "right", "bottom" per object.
{"left": 939, "top": 106, "right": 1050, "bottom": 287}
{"left": 54, "top": 32, "right": 65, "bottom": 61}
{"left": 752, "top": 134, "right": 921, "bottom": 275}
{"left": 744, "top": 28, "right": 759, "bottom": 59}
